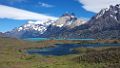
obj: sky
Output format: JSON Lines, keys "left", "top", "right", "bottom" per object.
{"left": 0, "top": 0, "right": 120, "bottom": 32}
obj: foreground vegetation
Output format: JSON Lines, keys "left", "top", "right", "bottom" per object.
{"left": 73, "top": 47, "right": 120, "bottom": 68}
{"left": 0, "top": 37, "right": 120, "bottom": 68}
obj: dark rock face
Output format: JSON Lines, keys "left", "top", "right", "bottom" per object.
{"left": 55, "top": 4, "right": 120, "bottom": 39}
{"left": 88, "top": 4, "right": 120, "bottom": 32}
{"left": 86, "top": 4, "right": 120, "bottom": 39}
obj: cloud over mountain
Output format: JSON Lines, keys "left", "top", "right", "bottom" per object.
{"left": 79, "top": 0, "right": 120, "bottom": 13}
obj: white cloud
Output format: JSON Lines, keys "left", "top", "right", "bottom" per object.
{"left": 38, "top": 2, "right": 54, "bottom": 8}
{"left": 0, "top": 5, "right": 57, "bottom": 21}
{"left": 78, "top": 0, "right": 120, "bottom": 13}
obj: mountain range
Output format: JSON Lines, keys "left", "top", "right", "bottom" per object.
{"left": 5, "top": 4, "right": 120, "bottom": 39}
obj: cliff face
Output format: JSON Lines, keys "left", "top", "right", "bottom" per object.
{"left": 56, "top": 4, "right": 120, "bottom": 39}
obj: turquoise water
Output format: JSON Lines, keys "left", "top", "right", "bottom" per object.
{"left": 24, "top": 38, "right": 49, "bottom": 41}
{"left": 27, "top": 43, "right": 120, "bottom": 56}
{"left": 24, "top": 38, "right": 95, "bottom": 41}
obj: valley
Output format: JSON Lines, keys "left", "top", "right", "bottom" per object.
{"left": 0, "top": 37, "right": 120, "bottom": 68}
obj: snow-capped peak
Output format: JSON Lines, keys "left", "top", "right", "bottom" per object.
{"left": 27, "top": 19, "right": 53, "bottom": 24}
{"left": 27, "top": 20, "right": 54, "bottom": 26}
{"left": 52, "top": 13, "right": 77, "bottom": 27}
{"left": 96, "top": 8, "right": 108, "bottom": 19}
{"left": 28, "top": 20, "right": 44, "bottom": 24}
{"left": 17, "top": 20, "right": 55, "bottom": 34}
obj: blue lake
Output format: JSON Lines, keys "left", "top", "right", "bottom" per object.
{"left": 24, "top": 38, "right": 49, "bottom": 41}
{"left": 24, "top": 38, "right": 95, "bottom": 41}
{"left": 27, "top": 43, "right": 120, "bottom": 56}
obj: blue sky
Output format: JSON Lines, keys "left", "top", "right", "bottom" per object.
{"left": 0, "top": 0, "right": 119, "bottom": 32}
{"left": 0, "top": 0, "right": 95, "bottom": 17}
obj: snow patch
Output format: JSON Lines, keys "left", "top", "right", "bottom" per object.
{"left": 96, "top": 8, "right": 108, "bottom": 19}
{"left": 17, "top": 20, "right": 55, "bottom": 34}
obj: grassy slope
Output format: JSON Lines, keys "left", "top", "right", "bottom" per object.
{"left": 0, "top": 37, "right": 120, "bottom": 68}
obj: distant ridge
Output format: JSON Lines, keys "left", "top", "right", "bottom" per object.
{"left": 5, "top": 13, "right": 86, "bottom": 38}
{"left": 5, "top": 4, "right": 120, "bottom": 39}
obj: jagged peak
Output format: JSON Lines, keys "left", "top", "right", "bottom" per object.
{"left": 109, "top": 4, "right": 120, "bottom": 11}
{"left": 96, "top": 8, "right": 108, "bottom": 19}
{"left": 110, "top": 4, "right": 120, "bottom": 9}
{"left": 115, "top": 4, "right": 120, "bottom": 8}
{"left": 61, "top": 12, "right": 77, "bottom": 19}
{"left": 52, "top": 13, "right": 78, "bottom": 27}
{"left": 96, "top": 4, "right": 120, "bottom": 19}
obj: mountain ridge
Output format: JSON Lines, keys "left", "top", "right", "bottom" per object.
{"left": 5, "top": 13, "right": 86, "bottom": 38}
{"left": 48, "top": 4, "right": 120, "bottom": 39}
{"left": 5, "top": 4, "right": 120, "bottom": 39}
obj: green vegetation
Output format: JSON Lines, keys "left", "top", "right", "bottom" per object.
{"left": 73, "top": 47, "right": 120, "bottom": 68}
{"left": 0, "top": 37, "right": 120, "bottom": 68}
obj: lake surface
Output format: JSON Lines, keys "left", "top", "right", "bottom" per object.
{"left": 24, "top": 38, "right": 49, "bottom": 41}
{"left": 24, "top": 38, "right": 95, "bottom": 41}
{"left": 27, "top": 43, "right": 120, "bottom": 56}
